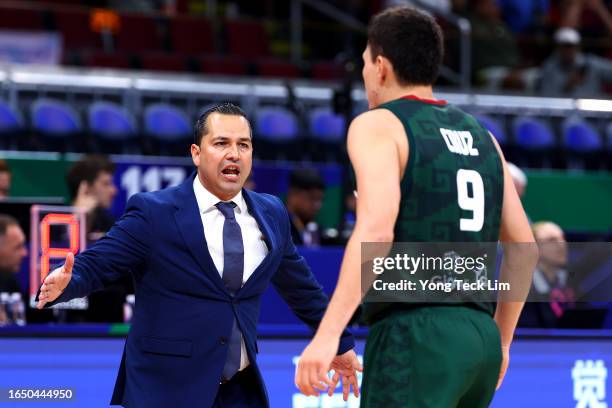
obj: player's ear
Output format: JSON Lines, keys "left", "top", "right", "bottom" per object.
{"left": 376, "top": 55, "right": 387, "bottom": 84}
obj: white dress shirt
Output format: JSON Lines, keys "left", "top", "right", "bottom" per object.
{"left": 193, "top": 176, "right": 268, "bottom": 370}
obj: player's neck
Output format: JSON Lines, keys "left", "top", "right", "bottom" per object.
{"left": 381, "top": 85, "right": 435, "bottom": 105}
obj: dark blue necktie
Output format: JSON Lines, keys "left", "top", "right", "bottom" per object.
{"left": 216, "top": 201, "right": 244, "bottom": 380}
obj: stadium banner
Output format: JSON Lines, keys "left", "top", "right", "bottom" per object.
{"left": 2, "top": 154, "right": 611, "bottom": 232}
{"left": 0, "top": 30, "right": 61, "bottom": 65}
{"left": 0, "top": 336, "right": 610, "bottom": 407}
{"left": 110, "top": 156, "right": 343, "bottom": 228}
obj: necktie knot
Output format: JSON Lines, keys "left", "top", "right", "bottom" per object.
{"left": 216, "top": 201, "right": 237, "bottom": 219}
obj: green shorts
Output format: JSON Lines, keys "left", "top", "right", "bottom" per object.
{"left": 361, "top": 306, "right": 502, "bottom": 408}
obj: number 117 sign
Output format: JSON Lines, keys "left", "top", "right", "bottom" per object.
{"left": 28, "top": 205, "right": 88, "bottom": 309}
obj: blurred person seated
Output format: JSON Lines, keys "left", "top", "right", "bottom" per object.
{"left": 286, "top": 168, "right": 325, "bottom": 247}
{"left": 538, "top": 27, "right": 612, "bottom": 96}
{"left": 66, "top": 155, "right": 118, "bottom": 241}
{"left": 65, "top": 155, "right": 131, "bottom": 323}
{"left": 467, "top": 0, "right": 524, "bottom": 89}
{"left": 0, "top": 214, "right": 27, "bottom": 294}
{"left": 519, "top": 221, "right": 575, "bottom": 328}
{"left": 0, "top": 160, "right": 11, "bottom": 199}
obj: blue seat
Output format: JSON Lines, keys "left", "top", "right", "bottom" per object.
{"left": 0, "top": 101, "right": 23, "bottom": 149}
{"left": 255, "top": 107, "right": 299, "bottom": 142}
{"left": 562, "top": 119, "right": 602, "bottom": 153}
{"left": 31, "top": 99, "right": 82, "bottom": 137}
{"left": 309, "top": 108, "right": 345, "bottom": 143}
{"left": 475, "top": 114, "right": 507, "bottom": 145}
{"left": 513, "top": 117, "right": 555, "bottom": 150}
{"left": 0, "top": 101, "right": 23, "bottom": 133}
{"left": 88, "top": 101, "right": 136, "bottom": 141}
{"left": 144, "top": 104, "right": 191, "bottom": 142}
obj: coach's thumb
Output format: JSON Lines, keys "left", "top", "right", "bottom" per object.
{"left": 63, "top": 252, "right": 74, "bottom": 275}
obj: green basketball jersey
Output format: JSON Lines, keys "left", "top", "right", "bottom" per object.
{"left": 362, "top": 95, "right": 504, "bottom": 322}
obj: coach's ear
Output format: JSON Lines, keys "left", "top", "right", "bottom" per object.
{"left": 191, "top": 144, "right": 201, "bottom": 167}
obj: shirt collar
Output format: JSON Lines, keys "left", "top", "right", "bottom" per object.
{"left": 193, "top": 174, "right": 246, "bottom": 215}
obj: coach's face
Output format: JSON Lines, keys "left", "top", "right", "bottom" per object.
{"left": 191, "top": 113, "right": 252, "bottom": 201}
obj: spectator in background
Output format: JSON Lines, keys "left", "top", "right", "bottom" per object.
{"left": 0, "top": 214, "right": 27, "bottom": 293}
{"left": 66, "top": 155, "right": 118, "bottom": 241}
{"left": 467, "top": 0, "right": 523, "bottom": 89}
{"left": 286, "top": 168, "right": 325, "bottom": 246}
{"left": 520, "top": 221, "right": 575, "bottom": 328}
{"left": 0, "top": 160, "right": 11, "bottom": 199}
{"left": 539, "top": 27, "right": 612, "bottom": 96}
{"left": 65, "top": 155, "right": 127, "bottom": 323}
{"left": 507, "top": 162, "right": 527, "bottom": 198}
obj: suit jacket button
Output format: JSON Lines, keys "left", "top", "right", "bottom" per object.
{"left": 219, "top": 337, "right": 227, "bottom": 345}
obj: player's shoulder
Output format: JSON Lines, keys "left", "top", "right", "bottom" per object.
{"left": 351, "top": 108, "right": 400, "bottom": 127}
{"left": 348, "top": 108, "right": 404, "bottom": 140}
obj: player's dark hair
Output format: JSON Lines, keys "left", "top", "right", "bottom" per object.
{"left": 0, "top": 214, "right": 19, "bottom": 237}
{"left": 367, "top": 6, "right": 443, "bottom": 86}
{"left": 193, "top": 102, "right": 251, "bottom": 146}
{"left": 66, "top": 155, "right": 115, "bottom": 200}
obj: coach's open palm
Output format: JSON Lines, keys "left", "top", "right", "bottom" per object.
{"left": 36, "top": 252, "right": 74, "bottom": 309}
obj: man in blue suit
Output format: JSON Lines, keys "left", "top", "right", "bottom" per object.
{"left": 36, "top": 103, "right": 361, "bottom": 407}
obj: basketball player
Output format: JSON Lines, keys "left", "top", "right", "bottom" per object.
{"left": 295, "top": 6, "right": 537, "bottom": 407}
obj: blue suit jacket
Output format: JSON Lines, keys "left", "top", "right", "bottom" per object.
{"left": 46, "top": 174, "right": 354, "bottom": 407}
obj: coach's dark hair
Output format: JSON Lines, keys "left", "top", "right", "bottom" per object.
{"left": 66, "top": 155, "right": 116, "bottom": 200}
{"left": 0, "top": 214, "right": 19, "bottom": 238}
{"left": 367, "top": 6, "right": 443, "bottom": 86}
{"left": 193, "top": 103, "right": 250, "bottom": 146}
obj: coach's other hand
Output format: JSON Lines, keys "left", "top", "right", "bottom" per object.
{"left": 36, "top": 252, "right": 74, "bottom": 309}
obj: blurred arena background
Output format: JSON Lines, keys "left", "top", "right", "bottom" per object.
{"left": 0, "top": 0, "right": 611, "bottom": 406}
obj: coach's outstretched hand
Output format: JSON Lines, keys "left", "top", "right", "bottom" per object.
{"left": 36, "top": 252, "right": 74, "bottom": 309}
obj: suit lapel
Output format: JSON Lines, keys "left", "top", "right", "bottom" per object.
{"left": 173, "top": 174, "right": 229, "bottom": 295}
{"left": 241, "top": 189, "right": 278, "bottom": 290}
